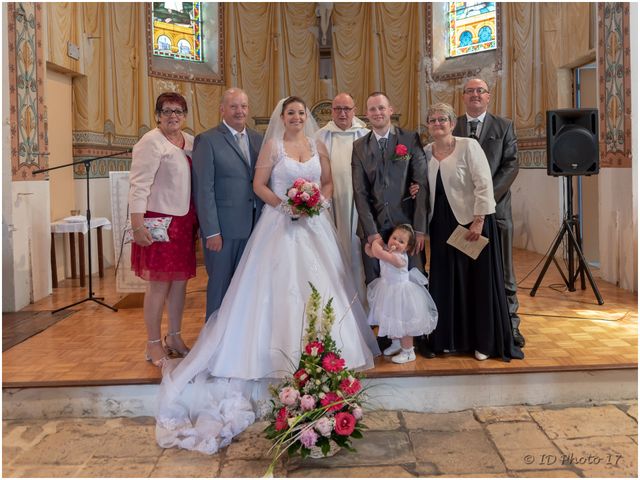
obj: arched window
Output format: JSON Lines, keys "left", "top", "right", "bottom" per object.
{"left": 157, "top": 35, "right": 171, "bottom": 52}
{"left": 448, "top": 2, "right": 497, "bottom": 58}
{"left": 152, "top": 1, "right": 202, "bottom": 62}
{"left": 177, "top": 39, "right": 192, "bottom": 56}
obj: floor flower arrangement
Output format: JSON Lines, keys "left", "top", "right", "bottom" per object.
{"left": 264, "top": 283, "right": 367, "bottom": 474}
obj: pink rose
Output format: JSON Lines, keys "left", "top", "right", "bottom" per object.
{"left": 300, "top": 394, "right": 316, "bottom": 411}
{"left": 314, "top": 416, "right": 333, "bottom": 436}
{"left": 278, "top": 386, "right": 300, "bottom": 406}
{"left": 322, "top": 352, "right": 345, "bottom": 373}
{"left": 352, "top": 406, "right": 363, "bottom": 420}
{"left": 293, "top": 178, "right": 306, "bottom": 189}
{"left": 305, "top": 341, "right": 324, "bottom": 356}
{"left": 334, "top": 412, "right": 356, "bottom": 436}
{"left": 340, "top": 376, "right": 361, "bottom": 396}
{"left": 300, "top": 192, "right": 310, "bottom": 202}
{"left": 299, "top": 427, "right": 319, "bottom": 448}
{"left": 287, "top": 188, "right": 298, "bottom": 199}
{"left": 395, "top": 144, "right": 408, "bottom": 156}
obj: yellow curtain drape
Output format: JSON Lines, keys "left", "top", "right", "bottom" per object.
{"left": 332, "top": 3, "right": 423, "bottom": 130}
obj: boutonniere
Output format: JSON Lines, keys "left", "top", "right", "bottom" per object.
{"left": 393, "top": 144, "right": 411, "bottom": 161}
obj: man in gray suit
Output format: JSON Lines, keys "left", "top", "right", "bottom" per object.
{"left": 352, "top": 92, "right": 429, "bottom": 284}
{"left": 453, "top": 78, "right": 524, "bottom": 347}
{"left": 192, "top": 88, "right": 264, "bottom": 319}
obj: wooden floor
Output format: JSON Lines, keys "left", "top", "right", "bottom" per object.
{"left": 2, "top": 248, "right": 637, "bottom": 388}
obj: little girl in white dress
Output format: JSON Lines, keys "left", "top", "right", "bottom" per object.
{"left": 366, "top": 224, "right": 438, "bottom": 364}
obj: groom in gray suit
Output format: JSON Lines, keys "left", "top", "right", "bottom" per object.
{"left": 192, "top": 88, "right": 264, "bottom": 319}
{"left": 352, "top": 92, "right": 429, "bottom": 283}
{"left": 452, "top": 78, "right": 524, "bottom": 348}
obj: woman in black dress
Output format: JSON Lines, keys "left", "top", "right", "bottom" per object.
{"left": 421, "top": 103, "right": 523, "bottom": 362}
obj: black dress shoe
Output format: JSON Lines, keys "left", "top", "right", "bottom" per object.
{"left": 376, "top": 336, "right": 392, "bottom": 352}
{"left": 512, "top": 327, "right": 525, "bottom": 348}
{"left": 420, "top": 347, "right": 436, "bottom": 359}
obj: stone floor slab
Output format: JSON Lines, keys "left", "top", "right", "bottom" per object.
{"left": 402, "top": 410, "right": 481, "bottom": 431}
{"left": 77, "top": 456, "right": 157, "bottom": 477}
{"left": 290, "top": 431, "right": 414, "bottom": 468}
{"left": 4, "top": 464, "right": 82, "bottom": 477}
{"left": 487, "top": 421, "right": 558, "bottom": 451}
{"left": 149, "top": 464, "right": 219, "bottom": 477}
{"left": 225, "top": 421, "right": 274, "bottom": 460}
{"left": 220, "top": 459, "right": 283, "bottom": 478}
{"left": 90, "top": 424, "right": 162, "bottom": 458}
{"left": 288, "top": 465, "right": 414, "bottom": 477}
{"left": 410, "top": 430, "right": 505, "bottom": 475}
{"left": 499, "top": 447, "right": 569, "bottom": 471}
{"left": 362, "top": 410, "right": 401, "bottom": 430}
{"left": 474, "top": 406, "right": 532, "bottom": 423}
{"left": 553, "top": 435, "right": 638, "bottom": 477}
{"left": 530, "top": 405, "right": 637, "bottom": 439}
{"left": 512, "top": 469, "right": 580, "bottom": 477}
{"left": 10, "top": 429, "right": 104, "bottom": 466}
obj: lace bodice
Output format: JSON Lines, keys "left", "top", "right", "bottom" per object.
{"left": 270, "top": 137, "right": 321, "bottom": 200}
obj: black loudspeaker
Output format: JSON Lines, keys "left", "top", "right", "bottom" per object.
{"left": 546, "top": 109, "right": 599, "bottom": 176}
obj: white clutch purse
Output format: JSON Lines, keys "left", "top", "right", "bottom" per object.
{"left": 124, "top": 217, "right": 172, "bottom": 243}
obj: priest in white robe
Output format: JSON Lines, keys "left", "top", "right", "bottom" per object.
{"left": 316, "top": 93, "right": 369, "bottom": 305}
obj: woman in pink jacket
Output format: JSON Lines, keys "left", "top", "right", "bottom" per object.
{"left": 129, "top": 92, "right": 198, "bottom": 367}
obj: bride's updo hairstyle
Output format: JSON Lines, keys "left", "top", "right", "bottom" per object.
{"left": 281, "top": 96, "right": 307, "bottom": 115}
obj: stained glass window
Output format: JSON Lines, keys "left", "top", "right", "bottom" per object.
{"left": 152, "top": 2, "right": 203, "bottom": 62}
{"left": 448, "top": 2, "right": 497, "bottom": 58}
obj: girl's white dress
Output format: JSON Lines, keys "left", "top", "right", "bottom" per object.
{"left": 155, "top": 137, "right": 379, "bottom": 454}
{"left": 367, "top": 252, "right": 438, "bottom": 338}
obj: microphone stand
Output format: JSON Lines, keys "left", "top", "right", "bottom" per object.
{"left": 34, "top": 150, "right": 131, "bottom": 313}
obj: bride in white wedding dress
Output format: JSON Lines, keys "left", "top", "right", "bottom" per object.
{"left": 155, "top": 96, "right": 380, "bottom": 454}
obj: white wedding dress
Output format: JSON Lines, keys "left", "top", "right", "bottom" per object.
{"left": 155, "top": 137, "right": 379, "bottom": 454}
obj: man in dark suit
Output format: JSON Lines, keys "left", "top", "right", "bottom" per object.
{"left": 192, "top": 88, "right": 264, "bottom": 319}
{"left": 351, "top": 92, "right": 430, "bottom": 355}
{"left": 453, "top": 78, "right": 525, "bottom": 347}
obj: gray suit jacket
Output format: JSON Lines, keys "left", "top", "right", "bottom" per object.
{"left": 453, "top": 113, "right": 518, "bottom": 220}
{"left": 191, "top": 123, "right": 264, "bottom": 239}
{"left": 351, "top": 126, "right": 429, "bottom": 238}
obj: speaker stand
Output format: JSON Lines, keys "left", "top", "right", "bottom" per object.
{"left": 530, "top": 176, "right": 604, "bottom": 305}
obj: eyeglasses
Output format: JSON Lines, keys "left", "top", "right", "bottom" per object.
{"left": 332, "top": 107, "right": 354, "bottom": 113}
{"left": 427, "top": 117, "right": 450, "bottom": 125}
{"left": 160, "top": 108, "right": 186, "bottom": 117}
{"left": 463, "top": 87, "right": 489, "bottom": 95}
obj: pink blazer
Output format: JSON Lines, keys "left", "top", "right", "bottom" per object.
{"left": 129, "top": 128, "right": 195, "bottom": 216}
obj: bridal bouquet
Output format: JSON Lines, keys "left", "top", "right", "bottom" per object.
{"left": 285, "top": 178, "right": 326, "bottom": 218}
{"left": 264, "top": 283, "right": 367, "bottom": 473}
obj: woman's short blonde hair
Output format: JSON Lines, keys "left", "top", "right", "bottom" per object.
{"left": 426, "top": 102, "right": 457, "bottom": 126}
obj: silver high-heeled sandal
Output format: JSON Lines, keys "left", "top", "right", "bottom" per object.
{"left": 164, "top": 330, "right": 190, "bottom": 358}
{"left": 145, "top": 338, "right": 169, "bottom": 367}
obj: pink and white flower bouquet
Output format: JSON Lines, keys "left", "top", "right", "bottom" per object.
{"left": 285, "top": 178, "right": 326, "bottom": 218}
{"left": 264, "top": 283, "right": 367, "bottom": 472}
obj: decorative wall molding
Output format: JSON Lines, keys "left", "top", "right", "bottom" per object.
{"left": 8, "top": 3, "right": 46, "bottom": 180}
{"left": 71, "top": 147, "right": 132, "bottom": 180}
{"left": 598, "top": 3, "right": 632, "bottom": 168}
{"left": 517, "top": 149, "right": 546, "bottom": 169}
